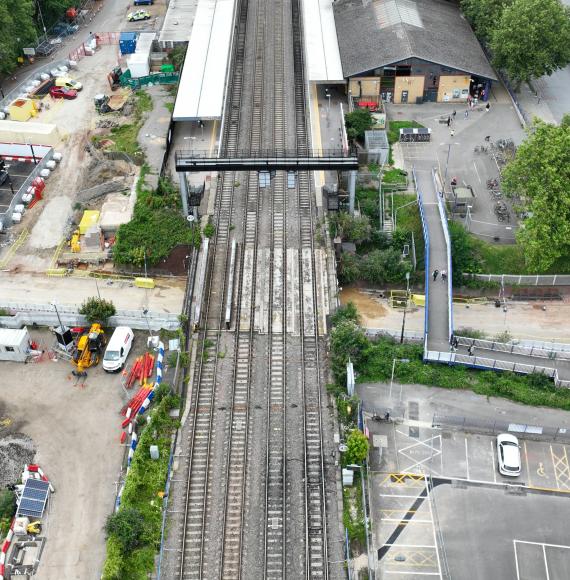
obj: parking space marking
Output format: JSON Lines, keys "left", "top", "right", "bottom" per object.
{"left": 543, "top": 544, "right": 550, "bottom": 580}
{"left": 550, "top": 445, "right": 570, "bottom": 490}
{"left": 514, "top": 540, "right": 570, "bottom": 580}
{"left": 491, "top": 440, "right": 497, "bottom": 483}
{"left": 524, "top": 442, "right": 533, "bottom": 486}
{"left": 464, "top": 437, "right": 470, "bottom": 480}
{"left": 472, "top": 159, "right": 482, "bottom": 183}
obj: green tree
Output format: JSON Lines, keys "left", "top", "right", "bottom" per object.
{"left": 330, "top": 321, "right": 369, "bottom": 385}
{"left": 461, "top": 0, "right": 512, "bottom": 42}
{"left": 333, "top": 212, "right": 372, "bottom": 244}
{"left": 344, "top": 109, "right": 374, "bottom": 141}
{"left": 501, "top": 120, "right": 570, "bottom": 271}
{"left": 105, "top": 507, "right": 148, "bottom": 553}
{"left": 79, "top": 297, "right": 117, "bottom": 324}
{"left": 360, "top": 248, "right": 409, "bottom": 284}
{"left": 449, "top": 221, "right": 482, "bottom": 284}
{"left": 490, "top": 0, "right": 570, "bottom": 88}
{"left": 0, "top": 0, "right": 37, "bottom": 75}
{"left": 344, "top": 429, "right": 369, "bottom": 466}
{"left": 338, "top": 252, "right": 361, "bottom": 284}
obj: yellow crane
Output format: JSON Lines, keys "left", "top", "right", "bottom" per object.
{"left": 72, "top": 323, "right": 105, "bottom": 372}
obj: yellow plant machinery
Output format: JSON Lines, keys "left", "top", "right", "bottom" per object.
{"left": 72, "top": 323, "right": 105, "bottom": 372}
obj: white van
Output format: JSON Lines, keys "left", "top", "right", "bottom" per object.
{"left": 103, "top": 327, "right": 134, "bottom": 372}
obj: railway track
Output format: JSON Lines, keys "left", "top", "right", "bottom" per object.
{"left": 175, "top": 0, "right": 332, "bottom": 574}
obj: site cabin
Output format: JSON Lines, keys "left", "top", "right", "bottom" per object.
{"left": 0, "top": 328, "right": 32, "bottom": 362}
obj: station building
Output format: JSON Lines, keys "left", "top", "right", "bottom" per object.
{"left": 333, "top": 0, "right": 497, "bottom": 105}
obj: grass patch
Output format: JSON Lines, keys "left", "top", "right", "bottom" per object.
{"left": 103, "top": 389, "right": 179, "bottom": 580}
{"left": 343, "top": 474, "right": 367, "bottom": 548}
{"left": 387, "top": 120, "right": 425, "bottom": 145}
{"left": 95, "top": 91, "right": 154, "bottom": 159}
{"left": 359, "top": 337, "right": 570, "bottom": 410}
{"left": 165, "top": 102, "right": 174, "bottom": 114}
{"left": 0, "top": 490, "right": 16, "bottom": 538}
{"left": 113, "top": 169, "right": 201, "bottom": 267}
{"left": 382, "top": 168, "right": 407, "bottom": 185}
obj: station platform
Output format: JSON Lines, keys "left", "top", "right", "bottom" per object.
{"left": 173, "top": 0, "right": 237, "bottom": 121}
{"left": 302, "top": 0, "right": 344, "bottom": 83}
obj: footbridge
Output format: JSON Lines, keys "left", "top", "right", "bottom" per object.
{"left": 415, "top": 166, "right": 570, "bottom": 387}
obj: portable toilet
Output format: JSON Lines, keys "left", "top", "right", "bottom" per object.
{"left": 0, "top": 328, "right": 32, "bottom": 362}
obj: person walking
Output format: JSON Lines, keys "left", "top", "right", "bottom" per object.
{"left": 468, "top": 345, "right": 476, "bottom": 356}
{"left": 485, "top": 102, "right": 490, "bottom": 112}
{"left": 432, "top": 269, "right": 439, "bottom": 281}
{"left": 446, "top": 116, "right": 451, "bottom": 127}
{"left": 441, "top": 270, "right": 447, "bottom": 281}
{"left": 452, "top": 110, "right": 457, "bottom": 118}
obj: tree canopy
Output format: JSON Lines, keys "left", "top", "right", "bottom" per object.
{"left": 461, "top": 0, "right": 513, "bottom": 42}
{"left": 344, "top": 429, "right": 369, "bottom": 466}
{"left": 502, "top": 119, "right": 570, "bottom": 272}
{"left": 489, "top": 0, "right": 570, "bottom": 87}
{"left": 344, "top": 109, "right": 374, "bottom": 141}
{"left": 0, "top": 0, "right": 77, "bottom": 75}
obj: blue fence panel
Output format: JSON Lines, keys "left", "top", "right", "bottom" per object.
{"left": 412, "top": 167, "right": 430, "bottom": 354}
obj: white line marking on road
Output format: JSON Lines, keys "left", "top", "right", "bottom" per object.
{"left": 424, "top": 478, "right": 444, "bottom": 580}
{"left": 382, "top": 543, "right": 437, "bottom": 548}
{"left": 465, "top": 437, "right": 470, "bottom": 480}
{"left": 515, "top": 540, "right": 570, "bottom": 550}
{"left": 384, "top": 572, "right": 442, "bottom": 576}
{"left": 492, "top": 440, "right": 497, "bottom": 483}
{"left": 550, "top": 445, "right": 560, "bottom": 490}
{"left": 524, "top": 441, "right": 532, "bottom": 487}
{"left": 543, "top": 544, "right": 550, "bottom": 580}
{"left": 473, "top": 160, "right": 482, "bottom": 184}
{"left": 513, "top": 540, "right": 521, "bottom": 580}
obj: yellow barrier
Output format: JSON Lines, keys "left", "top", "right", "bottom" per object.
{"left": 134, "top": 277, "right": 155, "bottom": 289}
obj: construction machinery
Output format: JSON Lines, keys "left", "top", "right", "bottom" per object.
{"left": 70, "top": 229, "right": 81, "bottom": 253}
{"left": 72, "top": 323, "right": 105, "bottom": 371}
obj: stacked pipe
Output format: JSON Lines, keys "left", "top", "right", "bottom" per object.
{"left": 124, "top": 352, "right": 155, "bottom": 389}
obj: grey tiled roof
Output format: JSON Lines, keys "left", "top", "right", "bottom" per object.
{"left": 333, "top": 0, "right": 498, "bottom": 80}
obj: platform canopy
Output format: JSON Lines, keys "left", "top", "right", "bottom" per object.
{"left": 172, "top": 0, "right": 236, "bottom": 121}
{"left": 303, "top": 0, "right": 344, "bottom": 83}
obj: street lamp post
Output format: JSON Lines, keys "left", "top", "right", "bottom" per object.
{"left": 441, "top": 141, "right": 460, "bottom": 188}
{"left": 400, "top": 271, "right": 410, "bottom": 344}
{"left": 51, "top": 301, "right": 68, "bottom": 352}
{"left": 389, "top": 357, "right": 410, "bottom": 398}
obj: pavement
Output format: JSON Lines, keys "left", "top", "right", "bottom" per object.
{"left": 0, "top": 271, "right": 185, "bottom": 313}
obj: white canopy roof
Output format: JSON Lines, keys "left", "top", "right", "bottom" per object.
{"left": 173, "top": 0, "right": 236, "bottom": 120}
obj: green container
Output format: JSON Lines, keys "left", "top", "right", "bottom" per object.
{"left": 161, "top": 64, "right": 175, "bottom": 73}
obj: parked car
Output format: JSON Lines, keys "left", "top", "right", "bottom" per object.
{"left": 127, "top": 9, "right": 151, "bottom": 21}
{"left": 55, "top": 77, "right": 83, "bottom": 91}
{"left": 49, "top": 86, "right": 78, "bottom": 100}
{"left": 133, "top": 0, "right": 153, "bottom": 5}
{"left": 497, "top": 433, "right": 521, "bottom": 477}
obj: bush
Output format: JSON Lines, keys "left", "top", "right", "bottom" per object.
{"left": 0, "top": 490, "right": 16, "bottom": 538}
{"left": 345, "top": 109, "right": 374, "bottom": 141}
{"left": 330, "top": 302, "right": 360, "bottom": 326}
{"left": 360, "top": 248, "right": 410, "bottom": 284}
{"left": 105, "top": 508, "right": 148, "bottom": 552}
{"left": 330, "top": 321, "right": 369, "bottom": 386}
{"left": 344, "top": 429, "right": 369, "bottom": 466}
{"left": 338, "top": 253, "right": 361, "bottom": 284}
{"left": 79, "top": 297, "right": 116, "bottom": 324}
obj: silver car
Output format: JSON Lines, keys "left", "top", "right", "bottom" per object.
{"left": 497, "top": 433, "right": 521, "bottom": 477}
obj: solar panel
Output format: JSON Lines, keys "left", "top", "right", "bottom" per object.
{"left": 16, "top": 478, "right": 50, "bottom": 519}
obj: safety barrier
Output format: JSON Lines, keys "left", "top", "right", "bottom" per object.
{"left": 432, "top": 168, "right": 453, "bottom": 342}
{"left": 455, "top": 336, "right": 570, "bottom": 361}
{"left": 465, "top": 273, "right": 570, "bottom": 286}
{"left": 413, "top": 167, "right": 430, "bottom": 353}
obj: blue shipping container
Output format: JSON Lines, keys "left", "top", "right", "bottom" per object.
{"left": 119, "top": 32, "right": 137, "bottom": 55}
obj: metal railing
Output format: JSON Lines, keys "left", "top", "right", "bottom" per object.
{"left": 413, "top": 167, "right": 430, "bottom": 352}
{"left": 432, "top": 413, "right": 570, "bottom": 441}
{"left": 455, "top": 336, "right": 570, "bottom": 361}
{"left": 464, "top": 273, "right": 570, "bottom": 286}
{"left": 432, "top": 168, "right": 453, "bottom": 342}
{"left": 0, "top": 148, "right": 54, "bottom": 228}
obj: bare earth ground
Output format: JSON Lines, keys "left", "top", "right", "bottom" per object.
{"left": 341, "top": 287, "right": 570, "bottom": 343}
{"left": 0, "top": 272, "right": 185, "bottom": 312}
{"left": 0, "top": 329, "right": 130, "bottom": 580}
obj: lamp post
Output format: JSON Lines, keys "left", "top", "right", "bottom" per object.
{"left": 389, "top": 357, "right": 410, "bottom": 398}
{"left": 142, "top": 308, "right": 152, "bottom": 336}
{"left": 441, "top": 141, "right": 460, "bottom": 188}
{"left": 399, "top": 271, "right": 411, "bottom": 344}
{"left": 51, "top": 301, "right": 68, "bottom": 352}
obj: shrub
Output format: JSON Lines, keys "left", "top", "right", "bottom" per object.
{"left": 330, "top": 321, "right": 369, "bottom": 386}
{"left": 79, "top": 297, "right": 116, "bottom": 324}
{"left": 338, "top": 253, "right": 361, "bottom": 284}
{"left": 344, "top": 429, "right": 369, "bottom": 466}
{"left": 344, "top": 109, "right": 374, "bottom": 141}
{"left": 105, "top": 507, "right": 148, "bottom": 553}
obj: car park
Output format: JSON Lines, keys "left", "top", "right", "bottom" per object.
{"left": 127, "top": 9, "right": 151, "bottom": 21}
{"left": 55, "top": 77, "right": 83, "bottom": 91}
{"left": 497, "top": 433, "right": 521, "bottom": 477}
{"left": 49, "top": 86, "right": 78, "bottom": 100}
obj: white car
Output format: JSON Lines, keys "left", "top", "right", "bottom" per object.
{"left": 497, "top": 433, "right": 521, "bottom": 477}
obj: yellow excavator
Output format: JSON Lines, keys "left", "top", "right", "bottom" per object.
{"left": 72, "top": 323, "right": 105, "bottom": 372}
